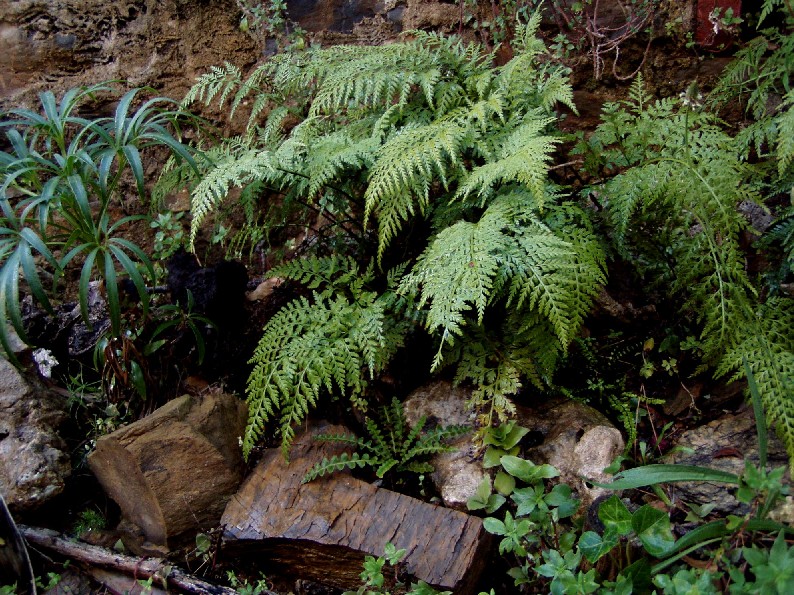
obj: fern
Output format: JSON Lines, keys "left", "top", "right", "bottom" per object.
{"left": 585, "top": 76, "right": 794, "bottom": 467}
{"left": 401, "top": 195, "right": 606, "bottom": 370}
{"left": 302, "top": 397, "right": 470, "bottom": 483}
{"left": 186, "top": 20, "right": 604, "bottom": 455}
{"left": 245, "top": 258, "right": 410, "bottom": 458}
{"left": 718, "top": 299, "right": 794, "bottom": 465}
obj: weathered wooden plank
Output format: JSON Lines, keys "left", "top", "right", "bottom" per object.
{"left": 222, "top": 422, "right": 490, "bottom": 594}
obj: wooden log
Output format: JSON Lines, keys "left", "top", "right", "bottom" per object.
{"left": 19, "top": 525, "right": 254, "bottom": 595}
{"left": 221, "top": 422, "right": 491, "bottom": 594}
{"left": 87, "top": 393, "right": 247, "bottom": 549}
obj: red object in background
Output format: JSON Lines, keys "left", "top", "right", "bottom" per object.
{"left": 696, "top": 0, "right": 742, "bottom": 49}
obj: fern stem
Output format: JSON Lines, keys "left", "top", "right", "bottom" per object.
{"left": 275, "top": 166, "right": 363, "bottom": 207}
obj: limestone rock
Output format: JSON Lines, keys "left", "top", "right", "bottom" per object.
{"left": 87, "top": 392, "right": 248, "bottom": 549}
{"left": 520, "top": 399, "right": 625, "bottom": 510}
{"left": 0, "top": 357, "right": 70, "bottom": 512}
{"left": 403, "top": 382, "right": 484, "bottom": 511}
{"left": 221, "top": 421, "right": 490, "bottom": 594}
{"left": 663, "top": 407, "right": 792, "bottom": 521}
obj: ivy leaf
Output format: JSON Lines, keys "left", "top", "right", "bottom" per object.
{"left": 598, "top": 495, "right": 633, "bottom": 536}
{"left": 579, "top": 530, "right": 619, "bottom": 563}
{"left": 632, "top": 505, "right": 675, "bottom": 557}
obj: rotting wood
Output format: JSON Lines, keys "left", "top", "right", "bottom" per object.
{"left": 19, "top": 525, "right": 260, "bottom": 595}
{"left": 222, "top": 422, "right": 491, "bottom": 594}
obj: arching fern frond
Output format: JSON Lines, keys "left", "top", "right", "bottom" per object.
{"left": 188, "top": 144, "right": 275, "bottom": 248}
{"left": 454, "top": 114, "right": 557, "bottom": 206}
{"left": 246, "top": 291, "right": 388, "bottom": 458}
{"left": 365, "top": 119, "right": 469, "bottom": 259}
{"left": 402, "top": 195, "right": 605, "bottom": 368}
{"left": 400, "top": 198, "right": 514, "bottom": 351}
{"left": 718, "top": 299, "right": 794, "bottom": 469}
{"left": 182, "top": 62, "right": 243, "bottom": 108}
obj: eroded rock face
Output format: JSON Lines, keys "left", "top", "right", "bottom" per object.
{"left": 0, "top": 0, "right": 257, "bottom": 109}
{"left": 403, "top": 382, "right": 484, "bottom": 511}
{"left": 87, "top": 392, "right": 248, "bottom": 551}
{"left": 402, "top": 383, "right": 624, "bottom": 511}
{"left": 663, "top": 407, "right": 792, "bottom": 522}
{"left": 520, "top": 399, "right": 625, "bottom": 510}
{"left": 0, "top": 357, "right": 71, "bottom": 513}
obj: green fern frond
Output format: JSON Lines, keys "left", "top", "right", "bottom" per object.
{"left": 777, "top": 91, "right": 794, "bottom": 177}
{"left": 302, "top": 397, "right": 467, "bottom": 482}
{"left": 718, "top": 299, "right": 794, "bottom": 469}
{"left": 400, "top": 198, "right": 514, "bottom": 361}
{"left": 245, "top": 290, "right": 392, "bottom": 458}
{"left": 305, "top": 130, "right": 379, "bottom": 200}
{"left": 269, "top": 255, "right": 366, "bottom": 291}
{"left": 188, "top": 145, "right": 274, "bottom": 248}
{"left": 302, "top": 452, "right": 372, "bottom": 483}
{"left": 454, "top": 115, "right": 557, "bottom": 206}
{"left": 182, "top": 62, "right": 242, "bottom": 108}
{"left": 365, "top": 120, "right": 469, "bottom": 258}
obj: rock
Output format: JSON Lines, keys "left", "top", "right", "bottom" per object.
{"left": 1, "top": 0, "right": 258, "bottom": 113}
{"left": 0, "top": 357, "right": 71, "bottom": 513}
{"left": 663, "top": 406, "right": 792, "bottom": 521}
{"left": 403, "top": 382, "right": 485, "bottom": 511}
{"left": 402, "top": 383, "right": 624, "bottom": 511}
{"left": 520, "top": 399, "right": 625, "bottom": 510}
{"left": 87, "top": 392, "right": 248, "bottom": 550}
{"left": 246, "top": 277, "right": 284, "bottom": 302}
{"left": 221, "top": 422, "right": 490, "bottom": 594}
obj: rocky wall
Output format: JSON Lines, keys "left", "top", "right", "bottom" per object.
{"left": 0, "top": 0, "right": 258, "bottom": 109}
{"left": 1, "top": 0, "right": 700, "bottom": 111}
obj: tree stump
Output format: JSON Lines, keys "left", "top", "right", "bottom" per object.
{"left": 88, "top": 392, "right": 247, "bottom": 549}
{"left": 221, "top": 422, "right": 491, "bottom": 594}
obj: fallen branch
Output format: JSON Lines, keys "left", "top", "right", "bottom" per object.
{"left": 19, "top": 525, "right": 263, "bottom": 595}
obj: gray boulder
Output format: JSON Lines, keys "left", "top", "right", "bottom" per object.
{"left": 0, "top": 356, "right": 71, "bottom": 512}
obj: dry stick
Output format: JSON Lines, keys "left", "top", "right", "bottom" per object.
{"left": 19, "top": 525, "right": 270, "bottom": 595}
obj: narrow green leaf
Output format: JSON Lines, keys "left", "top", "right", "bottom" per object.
{"left": 78, "top": 248, "right": 99, "bottom": 327}
{"left": 744, "top": 357, "right": 768, "bottom": 468}
{"left": 593, "top": 464, "right": 740, "bottom": 490}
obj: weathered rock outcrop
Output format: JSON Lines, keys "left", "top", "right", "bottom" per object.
{"left": 0, "top": 356, "right": 71, "bottom": 513}
{"left": 521, "top": 399, "right": 625, "bottom": 510}
{"left": 403, "top": 382, "right": 484, "bottom": 511}
{"left": 87, "top": 392, "right": 248, "bottom": 550}
{"left": 0, "top": 0, "right": 257, "bottom": 109}
{"left": 663, "top": 406, "right": 793, "bottom": 523}
{"left": 221, "top": 421, "right": 490, "bottom": 594}
{"left": 402, "top": 382, "right": 624, "bottom": 512}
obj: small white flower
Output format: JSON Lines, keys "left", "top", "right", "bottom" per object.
{"left": 33, "top": 348, "right": 58, "bottom": 378}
